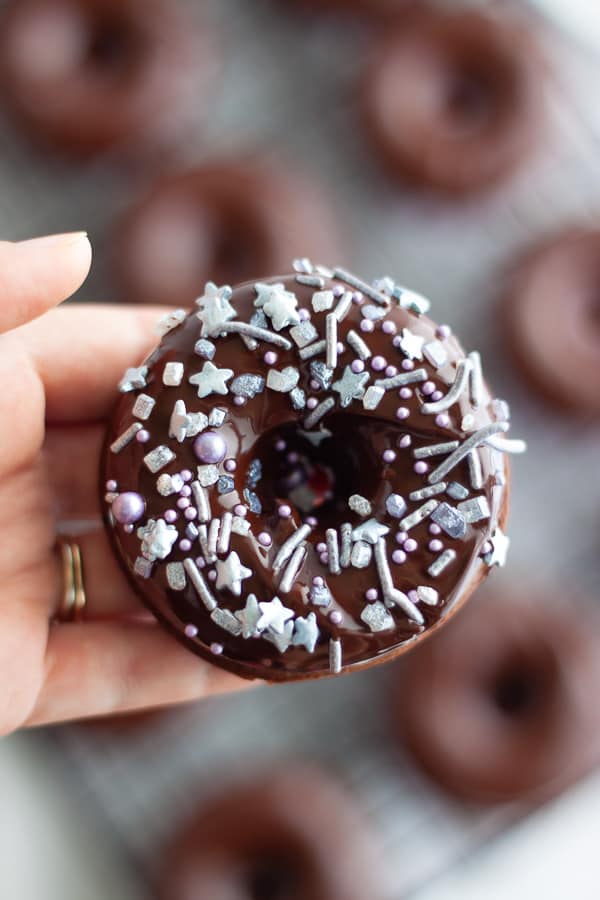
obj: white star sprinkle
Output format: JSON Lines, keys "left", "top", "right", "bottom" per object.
{"left": 398, "top": 328, "right": 425, "bottom": 360}
{"left": 195, "top": 282, "right": 236, "bottom": 337}
{"left": 264, "top": 620, "right": 294, "bottom": 654}
{"left": 234, "top": 593, "right": 263, "bottom": 638}
{"left": 257, "top": 596, "right": 295, "bottom": 635}
{"left": 119, "top": 366, "right": 148, "bottom": 393}
{"left": 169, "top": 400, "right": 207, "bottom": 443}
{"left": 254, "top": 282, "right": 301, "bottom": 331}
{"left": 351, "top": 518, "right": 390, "bottom": 545}
{"left": 156, "top": 309, "right": 186, "bottom": 337}
{"left": 137, "top": 519, "right": 178, "bottom": 562}
{"left": 215, "top": 551, "right": 252, "bottom": 596}
{"left": 484, "top": 528, "right": 510, "bottom": 567}
{"left": 189, "top": 361, "right": 234, "bottom": 398}
{"left": 332, "top": 365, "right": 370, "bottom": 408}
{"left": 292, "top": 613, "right": 320, "bottom": 653}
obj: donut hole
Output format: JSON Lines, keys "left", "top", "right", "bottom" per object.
{"left": 487, "top": 646, "right": 561, "bottom": 725}
{"left": 243, "top": 854, "right": 302, "bottom": 900}
{"left": 252, "top": 414, "right": 381, "bottom": 531}
{"left": 85, "top": 18, "right": 139, "bottom": 73}
{"left": 442, "top": 65, "right": 499, "bottom": 134}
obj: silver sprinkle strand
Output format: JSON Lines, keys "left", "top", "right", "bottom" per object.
{"left": 374, "top": 539, "right": 424, "bottom": 624}
{"left": 413, "top": 441, "right": 459, "bottom": 459}
{"left": 346, "top": 329, "right": 371, "bottom": 360}
{"left": 296, "top": 274, "right": 325, "bottom": 289}
{"left": 217, "top": 512, "right": 233, "bottom": 555}
{"left": 427, "top": 423, "right": 509, "bottom": 484}
{"left": 421, "top": 358, "right": 472, "bottom": 414}
{"left": 333, "top": 291, "right": 353, "bottom": 321}
{"left": 333, "top": 267, "right": 389, "bottom": 306}
{"left": 304, "top": 397, "right": 335, "bottom": 429}
{"left": 272, "top": 524, "right": 313, "bottom": 575}
{"left": 218, "top": 321, "right": 292, "bottom": 350}
{"left": 299, "top": 339, "right": 327, "bottom": 361}
{"left": 183, "top": 558, "right": 217, "bottom": 611}
{"left": 207, "top": 518, "right": 220, "bottom": 558}
{"left": 191, "top": 481, "right": 211, "bottom": 522}
{"left": 399, "top": 499, "right": 439, "bottom": 532}
{"left": 326, "top": 313, "right": 338, "bottom": 369}
{"left": 485, "top": 436, "right": 527, "bottom": 454}
{"left": 279, "top": 546, "right": 307, "bottom": 594}
{"left": 110, "top": 422, "right": 142, "bottom": 454}
{"left": 468, "top": 449, "right": 484, "bottom": 490}
{"left": 326, "top": 528, "right": 341, "bottom": 575}
{"left": 329, "top": 638, "right": 342, "bottom": 674}
{"left": 409, "top": 483, "right": 448, "bottom": 502}
{"left": 375, "top": 368, "right": 427, "bottom": 391}
{"left": 428, "top": 549, "right": 457, "bottom": 578}
{"left": 340, "top": 522, "right": 352, "bottom": 568}
{"left": 469, "top": 351, "right": 484, "bottom": 408}
{"left": 166, "top": 562, "right": 186, "bottom": 591}
{"left": 197, "top": 524, "right": 216, "bottom": 564}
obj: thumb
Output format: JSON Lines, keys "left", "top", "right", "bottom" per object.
{"left": 0, "top": 232, "right": 92, "bottom": 333}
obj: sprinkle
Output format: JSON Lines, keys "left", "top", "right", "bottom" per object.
{"left": 326, "top": 528, "right": 341, "bottom": 575}
{"left": 264, "top": 351, "right": 277, "bottom": 366}
{"left": 132, "top": 394, "right": 156, "bottom": 421}
{"left": 290, "top": 320, "right": 318, "bottom": 348}
{"left": 333, "top": 267, "right": 389, "bottom": 306}
{"left": 197, "top": 524, "right": 215, "bottom": 564}
{"left": 194, "top": 338, "right": 216, "bottom": 359}
{"left": 207, "top": 518, "right": 220, "bottom": 558}
{"left": 413, "top": 440, "right": 460, "bottom": 459}
{"left": 110, "top": 422, "right": 143, "bottom": 454}
{"left": 392, "top": 550, "right": 406, "bottom": 564}
{"left": 133, "top": 557, "right": 153, "bottom": 579}
{"left": 403, "top": 538, "right": 418, "bottom": 552}
{"left": 309, "top": 360, "right": 334, "bottom": 390}
{"left": 211, "top": 607, "right": 243, "bottom": 636}
{"left": 399, "top": 499, "right": 439, "bottom": 532}
{"left": 184, "top": 624, "right": 198, "bottom": 638}
{"left": 398, "top": 434, "right": 412, "bottom": 448}
{"left": 363, "top": 385, "right": 384, "bottom": 410}
{"left": 428, "top": 549, "right": 457, "bottom": 578}
{"left": 396, "top": 407, "right": 410, "bottom": 420}
{"left": 423, "top": 340, "right": 448, "bottom": 369}
{"left": 427, "top": 423, "right": 509, "bottom": 484}
{"left": 446, "top": 481, "right": 469, "bottom": 500}
{"left": 485, "top": 436, "right": 528, "bottom": 454}
{"left": 136, "top": 429, "right": 150, "bottom": 443}
{"left": 346, "top": 329, "right": 372, "bottom": 360}
{"left": 191, "top": 481, "right": 211, "bottom": 522}
{"left": 421, "top": 358, "right": 472, "bottom": 415}
{"left": 257, "top": 532, "right": 272, "bottom": 547}
{"left": 360, "top": 320, "right": 374, "bottom": 333}
{"left": 349, "top": 494, "right": 372, "bottom": 517}
{"left": 329, "top": 638, "right": 343, "bottom": 674}
{"left": 304, "top": 396, "right": 335, "bottom": 429}
{"left": 189, "top": 361, "right": 234, "bottom": 399}
{"left": 417, "top": 586, "right": 439, "bottom": 606}
{"left": 409, "top": 482, "right": 447, "bottom": 502}
{"left": 230, "top": 374, "right": 266, "bottom": 398}
{"left": 183, "top": 558, "right": 217, "bottom": 611}
{"left": 292, "top": 613, "right": 320, "bottom": 652}
{"left": 232, "top": 516, "right": 251, "bottom": 537}
{"left": 468, "top": 351, "right": 484, "bottom": 407}
{"left": 458, "top": 496, "right": 491, "bottom": 523}
{"left": 373, "top": 538, "right": 423, "bottom": 623}
{"left": 484, "top": 528, "right": 510, "bottom": 567}
{"left": 119, "top": 366, "right": 148, "bottom": 393}
{"left": 361, "top": 601, "right": 395, "bottom": 632}
{"left": 218, "top": 320, "right": 292, "bottom": 350}
{"left": 351, "top": 541, "right": 372, "bottom": 568}
{"left": 279, "top": 546, "right": 307, "bottom": 593}
{"left": 278, "top": 504, "right": 292, "bottom": 518}
{"left": 468, "top": 449, "right": 484, "bottom": 489}
{"left": 216, "top": 512, "right": 233, "bottom": 555}
{"left": 431, "top": 503, "right": 467, "bottom": 539}
{"left": 310, "top": 582, "right": 333, "bottom": 607}
{"left": 362, "top": 304, "right": 387, "bottom": 322}
{"left": 386, "top": 494, "right": 407, "bottom": 518}
{"left": 162, "top": 361, "right": 184, "bottom": 387}
{"left": 197, "top": 465, "right": 220, "bottom": 487}
{"left": 312, "top": 290, "right": 334, "bottom": 313}
{"left": 299, "top": 339, "right": 327, "bottom": 361}
{"left": 340, "top": 522, "right": 353, "bottom": 568}
{"left": 143, "top": 445, "right": 175, "bottom": 473}
{"left": 325, "top": 314, "right": 338, "bottom": 369}
{"left": 414, "top": 461, "right": 428, "bottom": 475}
{"left": 272, "top": 524, "right": 313, "bottom": 575}
{"left": 166, "top": 562, "right": 186, "bottom": 591}
{"left": 333, "top": 290, "right": 353, "bottom": 321}
{"left": 332, "top": 365, "right": 369, "bottom": 408}
{"left": 290, "top": 387, "right": 307, "bottom": 410}
{"left": 429, "top": 539, "right": 443, "bottom": 552}
{"left": 215, "top": 550, "right": 252, "bottom": 596}
{"left": 296, "top": 274, "right": 325, "bottom": 288}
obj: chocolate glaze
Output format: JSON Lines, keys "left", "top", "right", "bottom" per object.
{"left": 102, "top": 267, "right": 513, "bottom": 682}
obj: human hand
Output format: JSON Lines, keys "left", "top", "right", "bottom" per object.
{"left": 0, "top": 234, "right": 247, "bottom": 735}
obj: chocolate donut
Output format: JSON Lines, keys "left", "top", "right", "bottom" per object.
{"left": 503, "top": 228, "right": 600, "bottom": 416}
{"left": 158, "top": 767, "right": 383, "bottom": 900}
{"left": 102, "top": 262, "right": 524, "bottom": 682}
{"left": 115, "top": 163, "right": 342, "bottom": 307}
{"left": 0, "top": 0, "right": 210, "bottom": 159}
{"left": 395, "top": 592, "right": 600, "bottom": 804}
{"left": 362, "top": 8, "right": 543, "bottom": 195}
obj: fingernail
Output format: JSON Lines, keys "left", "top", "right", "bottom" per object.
{"left": 22, "top": 231, "right": 90, "bottom": 249}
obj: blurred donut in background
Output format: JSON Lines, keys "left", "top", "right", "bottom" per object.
{"left": 362, "top": 6, "right": 544, "bottom": 196}
{"left": 503, "top": 228, "right": 600, "bottom": 416}
{"left": 158, "top": 767, "right": 384, "bottom": 900}
{"left": 0, "top": 0, "right": 213, "bottom": 160}
{"left": 288, "top": 0, "right": 411, "bottom": 15}
{"left": 393, "top": 590, "right": 600, "bottom": 804}
{"left": 115, "top": 161, "right": 343, "bottom": 306}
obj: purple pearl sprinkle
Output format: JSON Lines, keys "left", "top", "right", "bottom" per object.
{"left": 399, "top": 387, "right": 412, "bottom": 400}
{"left": 164, "top": 509, "right": 177, "bottom": 523}
{"left": 431, "top": 391, "right": 444, "bottom": 403}
{"left": 179, "top": 539, "right": 192, "bottom": 552}
{"left": 106, "top": 479, "right": 118, "bottom": 492}
{"left": 287, "top": 451, "right": 299, "bottom": 464}
{"left": 306, "top": 516, "right": 318, "bottom": 527}
{"left": 180, "top": 485, "right": 192, "bottom": 497}
{"left": 306, "top": 397, "right": 318, "bottom": 410}
{"left": 123, "top": 523, "right": 134, "bottom": 534}
{"left": 401, "top": 359, "right": 415, "bottom": 371}
{"left": 395, "top": 531, "right": 408, "bottom": 543}
{"left": 194, "top": 431, "right": 227, "bottom": 465}
{"left": 385, "top": 365, "right": 398, "bottom": 377}
{"left": 435, "top": 413, "right": 451, "bottom": 428}
{"left": 429, "top": 523, "right": 442, "bottom": 535}
{"left": 404, "top": 538, "right": 418, "bottom": 553}
{"left": 396, "top": 407, "right": 410, "bottom": 420}
{"left": 275, "top": 439, "right": 286, "bottom": 452}
{"left": 351, "top": 359, "right": 365, "bottom": 374}
{"left": 429, "top": 539, "right": 443, "bottom": 553}
{"left": 278, "top": 504, "right": 292, "bottom": 518}
{"left": 264, "top": 351, "right": 278, "bottom": 366}
{"left": 224, "top": 459, "right": 237, "bottom": 473}
{"left": 408, "top": 590, "right": 419, "bottom": 604}
{"left": 234, "top": 396, "right": 246, "bottom": 406}
{"left": 333, "top": 284, "right": 344, "bottom": 297}
{"left": 360, "top": 319, "right": 374, "bottom": 333}
{"left": 371, "top": 355, "right": 386, "bottom": 372}
{"left": 382, "top": 321, "right": 396, "bottom": 335}
{"left": 177, "top": 497, "right": 190, "bottom": 510}
{"left": 414, "top": 461, "right": 428, "bottom": 475}
{"left": 398, "top": 434, "right": 412, "bottom": 448}
{"left": 298, "top": 308, "right": 310, "bottom": 321}
{"left": 352, "top": 291, "right": 363, "bottom": 304}
{"left": 365, "top": 588, "right": 378, "bottom": 601}
{"left": 310, "top": 379, "right": 320, "bottom": 391}
{"left": 181, "top": 469, "right": 193, "bottom": 482}
{"left": 184, "top": 624, "right": 198, "bottom": 638}
{"left": 210, "top": 642, "right": 224, "bottom": 656}
{"left": 195, "top": 556, "right": 206, "bottom": 569}
{"left": 258, "top": 532, "right": 272, "bottom": 547}
{"left": 337, "top": 341, "right": 345, "bottom": 354}
{"left": 234, "top": 504, "right": 246, "bottom": 517}
{"left": 422, "top": 381, "right": 436, "bottom": 396}
{"left": 382, "top": 449, "right": 396, "bottom": 463}
{"left": 329, "top": 611, "right": 343, "bottom": 625}
{"left": 313, "top": 576, "right": 324, "bottom": 587}
{"left": 437, "top": 324, "right": 452, "bottom": 339}
{"left": 319, "top": 552, "right": 329, "bottom": 565}
{"left": 208, "top": 570, "right": 217, "bottom": 582}
{"left": 392, "top": 550, "right": 407, "bottom": 565}
{"left": 111, "top": 491, "right": 146, "bottom": 525}
{"left": 316, "top": 542, "right": 327, "bottom": 554}
{"left": 136, "top": 429, "right": 150, "bottom": 443}
{"left": 482, "top": 541, "right": 493, "bottom": 555}
{"left": 184, "top": 508, "right": 198, "bottom": 521}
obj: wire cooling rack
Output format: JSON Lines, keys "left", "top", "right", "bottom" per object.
{"left": 0, "top": 0, "right": 596, "bottom": 895}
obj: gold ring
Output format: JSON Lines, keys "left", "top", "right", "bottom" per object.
{"left": 56, "top": 539, "right": 87, "bottom": 623}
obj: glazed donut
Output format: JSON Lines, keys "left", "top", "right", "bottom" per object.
{"left": 0, "top": 0, "right": 211, "bottom": 159}
{"left": 395, "top": 591, "right": 600, "bottom": 804}
{"left": 158, "top": 767, "right": 383, "bottom": 900}
{"left": 503, "top": 228, "right": 600, "bottom": 416}
{"left": 102, "top": 262, "right": 524, "bottom": 682}
{"left": 115, "top": 162, "right": 342, "bottom": 307}
{"left": 362, "top": 7, "right": 543, "bottom": 195}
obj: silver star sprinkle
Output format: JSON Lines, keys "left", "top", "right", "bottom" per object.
{"left": 398, "top": 328, "right": 425, "bottom": 360}
{"left": 234, "top": 593, "right": 263, "bottom": 638}
{"left": 137, "top": 519, "right": 178, "bottom": 562}
{"left": 215, "top": 551, "right": 252, "bottom": 596}
{"left": 189, "top": 361, "right": 234, "bottom": 398}
{"left": 484, "top": 529, "right": 510, "bottom": 567}
{"left": 264, "top": 620, "right": 294, "bottom": 653}
{"left": 332, "top": 365, "right": 369, "bottom": 408}
{"left": 292, "top": 613, "right": 320, "bottom": 653}
{"left": 254, "top": 282, "right": 301, "bottom": 331}
{"left": 351, "top": 518, "right": 390, "bottom": 545}
{"left": 195, "top": 282, "right": 236, "bottom": 337}
{"left": 257, "top": 596, "right": 295, "bottom": 634}
{"left": 119, "top": 366, "right": 148, "bottom": 393}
